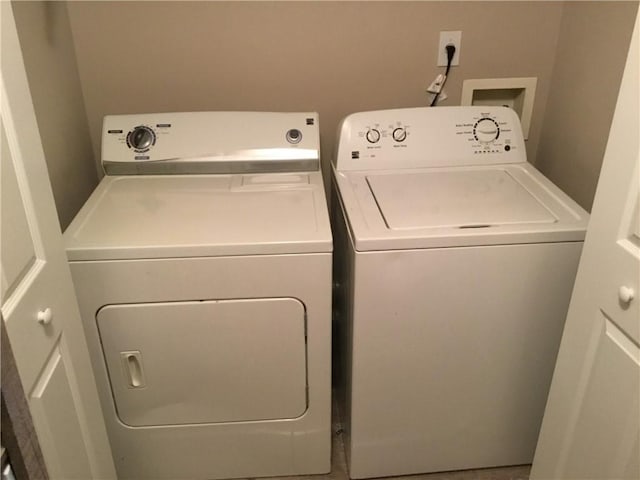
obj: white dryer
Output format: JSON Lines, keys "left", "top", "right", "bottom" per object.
{"left": 64, "top": 112, "right": 332, "bottom": 479}
{"left": 331, "top": 106, "right": 589, "bottom": 478}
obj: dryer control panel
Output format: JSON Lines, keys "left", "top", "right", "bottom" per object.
{"left": 335, "top": 106, "right": 526, "bottom": 171}
{"left": 102, "top": 111, "right": 320, "bottom": 175}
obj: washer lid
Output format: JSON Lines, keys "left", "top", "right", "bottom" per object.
{"left": 334, "top": 163, "right": 589, "bottom": 251}
{"left": 368, "top": 169, "right": 556, "bottom": 230}
{"left": 65, "top": 172, "right": 332, "bottom": 261}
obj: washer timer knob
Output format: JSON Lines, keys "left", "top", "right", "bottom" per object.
{"left": 366, "top": 129, "right": 381, "bottom": 144}
{"left": 474, "top": 118, "right": 500, "bottom": 144}
{"left": 127, "top": 126, "right": 156, "bottom": 151}
{"left": 392, "top": 127, "right": 407, "bottom": 142}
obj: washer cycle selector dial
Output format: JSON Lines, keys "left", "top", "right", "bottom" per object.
{"left": 473, "top": 118, "right": 500, "bottom": 144}
{"left": 392, "top": 127, "right": 407, "bottom": 142}
{"left": 127, "top": 126, "right": 156, "bottom": 152}
{"left": 366, "top": 129, "right": 381, "bottom": 144}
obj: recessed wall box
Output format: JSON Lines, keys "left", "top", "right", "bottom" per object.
{"left": 461, "top": 77, "right": 537, "bottom": 139}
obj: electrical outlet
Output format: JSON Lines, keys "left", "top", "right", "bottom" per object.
{"left": 437, "top": 31, "right": 461, "bottom": 66}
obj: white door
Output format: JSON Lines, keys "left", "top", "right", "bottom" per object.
{"left": 531, "top": 12, "right": 639, "bottom": 480}
{"left": 0, "top": 3, "right": 116, "bottom": 479}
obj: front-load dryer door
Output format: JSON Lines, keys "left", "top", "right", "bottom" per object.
{"left": 96, "top": 298, "right": 307, "bottom": 427}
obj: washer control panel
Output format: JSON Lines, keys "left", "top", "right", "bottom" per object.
{"left": 335, "top": 106, "right": 526, "bottom": 171}
{"left": 457, "top": 111, "right": 519, "bottom": 155}
{"left": 102, "top": 112, "right": 320, "bottom": 175}
{"left": 360, "top": 120, "right": 410, "bottom": 146}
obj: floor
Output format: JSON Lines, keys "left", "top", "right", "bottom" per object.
{"left": 271, "top": 395, "right": 531, "bottom": 480}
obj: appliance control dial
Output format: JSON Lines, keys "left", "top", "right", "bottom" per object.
{"left": 286, "top": 128, "right": 302, "bottom": 144}
{"left": 392, "top": 127, "right": 407, "bottom": 142}
{"left": 473, "top": 118, "right": 500, "bottom": 144}
{"left": 127, "top": 126, "right": 156, "bottom": 151}
{"left": 366, "top": 129, "right": 381, "bottom": 144}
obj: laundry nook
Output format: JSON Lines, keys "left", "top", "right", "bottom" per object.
{"left": 1, "top": 2, "right": 637, "bottom": 480}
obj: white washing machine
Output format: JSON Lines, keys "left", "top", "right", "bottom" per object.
{"left": 331, "top": 106, "right": 589, "bottom": 478}
{"left": 64, "top": 112, "right": 332, "bottom": 479}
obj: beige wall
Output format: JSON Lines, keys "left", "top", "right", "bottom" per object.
{"left": 536, "top": 1, "right": 638, "bottom": 212}
{"left": 66, "top": 1, "right": 564, "bottom": 174}
{"left": 12, "top": 1, "right": 97, "bottom": 230}
{"left": 14, "top": 1, "right": 637, "bottom": 225}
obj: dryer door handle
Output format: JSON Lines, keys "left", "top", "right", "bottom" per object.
{"left": 121, "top": 351, "right": 146, "bottom": 388}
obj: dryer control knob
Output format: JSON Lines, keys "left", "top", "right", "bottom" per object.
{"left": 366, "top": 129, "right": 381, "bottom": 144}
{"left": 286, "top": 129, "right": 302, "bottom": 144}
{"left": 473, "top": 118, "right": 500, "bottom": 144}
{"left": 127, "top": 126, "right": 155, "bottom": 151}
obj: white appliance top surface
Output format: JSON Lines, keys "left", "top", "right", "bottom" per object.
{"left": 334, "top": 163, "right": 589, "bottom": 251}
{"left": 368, "top": 169, "right": 556, "bottom": 230}
{"left": 65, "top": 172, "right": 332, "bottom": 260}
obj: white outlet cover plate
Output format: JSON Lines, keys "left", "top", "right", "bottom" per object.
{"left": 438, "top": 31, "right": 461, "bottom": 66}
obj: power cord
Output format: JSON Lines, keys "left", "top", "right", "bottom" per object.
{"left": 430, "top": 44, "right": 456, "bottom": 107}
